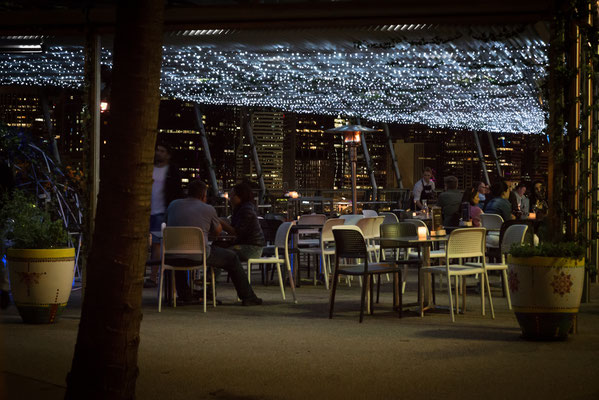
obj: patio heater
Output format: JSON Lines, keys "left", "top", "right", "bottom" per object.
{"left": 325, "top": 124, "right": 378, "bottom": 214}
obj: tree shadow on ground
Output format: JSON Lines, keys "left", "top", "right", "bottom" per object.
{"left": 416, "top": 325, "right": 522, "bottom": 342}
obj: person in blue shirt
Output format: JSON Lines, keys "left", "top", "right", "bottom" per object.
{"left": 484, "top": 181, "right": 515, "bottom": 221}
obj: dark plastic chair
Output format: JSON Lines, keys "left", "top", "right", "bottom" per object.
{"left": 330, "top": 225, "right": 402, "bottom": 323}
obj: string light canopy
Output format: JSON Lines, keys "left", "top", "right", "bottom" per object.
{"left": 0, "top": 24, "right": 548, "bottom": 133}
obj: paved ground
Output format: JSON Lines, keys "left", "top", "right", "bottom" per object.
{"left": 1, "top": 274, "right": 599, "bottom": 400}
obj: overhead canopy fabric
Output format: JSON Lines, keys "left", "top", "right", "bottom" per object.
{"left": 0, "top": 24, "right": 547, "bottom": 133}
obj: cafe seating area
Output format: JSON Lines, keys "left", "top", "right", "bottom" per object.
{"left": 153, "top": 207, "right": 539, "bottom": 324}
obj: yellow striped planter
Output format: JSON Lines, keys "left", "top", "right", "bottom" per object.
{"left": 7, "top": 248, "right": 75, "bottom": 324}
{"left": 507, "top": 255, "right": 585, "bottom": 340}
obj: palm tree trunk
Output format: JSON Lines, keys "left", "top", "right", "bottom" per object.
{"left": 65, "top": 1, "right": 164, "bottom": 399}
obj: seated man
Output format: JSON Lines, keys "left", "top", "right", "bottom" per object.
{"left": 436, "top": 175, "right": 462, "bottom": 227}
{"left": 166, "top": 180, "right": 262, "bottom": 306}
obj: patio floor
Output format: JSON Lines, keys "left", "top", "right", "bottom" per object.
{"left": 1, "top": 273, "right": 598, "bottom": 400}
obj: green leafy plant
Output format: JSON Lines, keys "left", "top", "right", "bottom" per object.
{"left": 0, "top": 190, "right": 69, "bottom": 249}
{"left": 509, "top": 241, "right": 585, "bottom": 260}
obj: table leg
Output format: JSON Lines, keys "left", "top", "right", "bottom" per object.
{"left": 420, "top": 244, "right": 433, "bottom": 313}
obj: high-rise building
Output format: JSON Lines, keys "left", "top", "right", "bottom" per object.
{"left": 157, "top": 99, "right": 203, "bottom": 188}
{"left": 201, "top": 104, "right": 242, "bottom": 191}
{"left": 237, "top": 110, "right": 288, "bottom": 190}
{"left": 293, "top": 114, "right": 336, "bottom": 190}
{"left": 0, "top": 85, "right": 84, "bottom": 167}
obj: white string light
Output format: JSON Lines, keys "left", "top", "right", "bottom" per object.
{"left": 0, "top": 29, "right": 548, "bottom": 133}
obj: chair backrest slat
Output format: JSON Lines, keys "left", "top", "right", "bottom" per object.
{"left": 339, "top": 214, "right": 364, "bottom": 225}
{"left": 480, "top": 213, "right": 504, "bottom": 230}
{"left": 274, "top": 221, "right": 294, "bottom": 248}
{"left": 298, "top": 214, "right": 326, "bottom": 225}
{"left": 333, "top": 225, "right": 368, "bottom": 259}
{"left": 379, "top": 212, "right": 399, "bottom": 224}
{"left": 403, "top": 218, "right": 429, "bottom": 234}
{"left": 362, "top": 209, "right": 378, "bottom": 217}
{"left": 163, "top": 226, "right": 205, "bottom": 255}
{"left": 501, "top": 224, "right": 529, "bottom": 254}
{"left": 321, "top": 218, "right": 345, "bottom": 242}
{"left": 446, "top": 228, "right": 485, "bottom": 259}
{"left": 356, "top": 217, "right": 374, "bottom": 238}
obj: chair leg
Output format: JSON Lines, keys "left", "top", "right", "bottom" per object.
{"left": 454, "top": 276, "right": 459, "bottom": 314}
{"left": 419, "top": 269, "right": 424, "bottom": 318}
{"left": 172, "top": 270, "right": 177, "bottom": 308}
{"left": 276, "top": 263, "right": 286, "bottom": 300}
{"left": 285, "top": 255, "right": 297, "bottom": 304}
{"left": 369, "top": 275, "right": 374, "bottom": 315}
{"left": 484, "top": 271, "right": 495, "bottom": 318}
{"left": 447, "top": 273, "right": 455, "bottom": 322}
{"left": 502, "top": 269, "right": 512, "bottom": 309}
{"left": 203, "top": 266, "right": 207, "bottom": 313}
{"left": 329, "top": 271, "right": 340, "bottom": 319}
{"left": 360, "top": 274, "right": 368, "bottom": 323}
{"left": 322, "top": 254, "right": 330, "bottom": 290}
{"left": 376, "top": 273, "right": 381, "bottom": 304}
{"left": 211, "top": 267, "right": 216, "bottom": 308}
{"left": 158, "top": 268, "right": 164, "bottom": 312}
{"left": 247, "top": 262, "right": 251, "bottom": 284}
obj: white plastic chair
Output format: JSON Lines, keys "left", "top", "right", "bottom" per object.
{"left": 356, "top": 217, "right": 380, "bottom": 261}
{"left": 419, "top": 228, "right": 495, "bottom": 322}
{"left": 298, "top": 218, "right": 345, "bottom": 289}
{"left": 480, "top": 213, "right": 504, "bottom": 249}
{"left": 379, "top": 212, "right": 399, "bottom": 224}
{"left": 464, "top": 224, "right": 529, "bottom": 310}
{"left": 297, "top": 214, "right": 326, "bottom": 247}
{"left": 339, "top": 214, "right": 364, "bottom": 225}
{"left": 362, "top": 209, "right": 378, "bottom": 217}
{"left": 370, "top": 216, "right": 386, "bottom": 262}
{"left": 247, "top": 222, "right": 297, "bottom": 303}
{"left": 159, "top": 225, "right": 215, "bottom": 313}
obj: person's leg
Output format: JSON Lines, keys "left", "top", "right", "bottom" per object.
{"left": 207, "top": 246, "right": 260, "bottom": 302}
{"left": 230, "top": 244, "right": 263, "bottom": 262}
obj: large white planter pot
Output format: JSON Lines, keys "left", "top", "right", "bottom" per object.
{"left": 507, "top": 255, "right": 585, "bottom": 340}
{"left": 7, "top": 248, "right": 75, "bottom": 324}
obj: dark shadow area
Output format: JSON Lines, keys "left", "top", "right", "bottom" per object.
{"left": 417, "top": 326, "right": 523, "bottom": 342}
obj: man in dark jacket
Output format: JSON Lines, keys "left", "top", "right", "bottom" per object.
{"left": 146, "top": 142, "right": 183, "bottom": 288}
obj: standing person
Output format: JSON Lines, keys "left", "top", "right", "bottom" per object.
{"left": 221, "top": 182, "right": 266, "bottom": 261}
{"left": 461, "top": 184, "right": 484, "bottom": 227}
{"left": 510, "top": 182, "right": 530, "bottom": 218}
{"left": 436, "top": 175, "right": 462, "bottom": 227}
{"left": 412, "top": 167, "right": 436, "bottom": 210}
{"left": 166, "top": 180, "right": 262, "bottom": 306}
{"left": 530, "top": 180, "right": 549, "bottom": 218}
{"left": 484, "top": 181, "right": 515, "bottom": 221}
{"left": 145, "top": 142, "right": 183, "bottom": 288}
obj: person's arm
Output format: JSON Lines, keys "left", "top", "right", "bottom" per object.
{"left": 220, "top": 218, "right": 235, "bottom": 235}
{"left": 207, "top": 207, "right": 223, "bottom": 237}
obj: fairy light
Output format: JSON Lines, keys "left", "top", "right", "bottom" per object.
{"left": 0, "top": 28, "right": 548, "bottom": 133}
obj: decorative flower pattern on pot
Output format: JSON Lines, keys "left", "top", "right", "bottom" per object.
{"left": 550, "top": 271, "right": 573, "bottom": 296}
{"left": 508, "top": 270, "right": 519, "bottom": 293}
{"left": 17, "top": 271, "right": 47, "bottom": 296}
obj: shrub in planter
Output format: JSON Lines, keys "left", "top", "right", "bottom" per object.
{"left": 507, "top": 242, "right": 585, "bottom": 340}
{"left": 1, "top": 190, "right": 75, "bottom": 323}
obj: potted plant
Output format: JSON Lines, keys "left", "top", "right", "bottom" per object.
{"left": 0, "top": 189, "right": 75, "bottom": 324}
{"left": 507, "top": 242, "right": 585, "bottom": 340}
